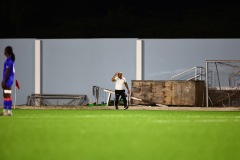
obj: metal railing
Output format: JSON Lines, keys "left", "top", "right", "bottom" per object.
{"left": 171, "top": 66, "right": 204, "bottom": 81}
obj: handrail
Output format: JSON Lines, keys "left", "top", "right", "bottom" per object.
{"left": 171, "top": 66, "right": 204, "bottom": 81}
{"left": 186, "top": 74, "right": 202, "bottom": 81}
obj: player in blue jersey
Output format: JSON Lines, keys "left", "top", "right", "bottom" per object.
{"left": 1, "top": 46, "right": 15, "bottom": 116}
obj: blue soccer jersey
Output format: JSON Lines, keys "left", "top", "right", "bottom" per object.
{"left": 2, "top": 57, "right": 15, "bottom": 87}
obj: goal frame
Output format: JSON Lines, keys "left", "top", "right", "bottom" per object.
{"left": 206, "top": 60, "right": 240, "bottom": 107}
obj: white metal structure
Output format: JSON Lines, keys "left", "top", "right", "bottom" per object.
{"left": 171, "top": 66, "right": 204, "bottom": 81}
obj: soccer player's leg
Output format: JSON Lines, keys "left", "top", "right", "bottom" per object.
{"left": 4, "top": 87, "right": 13, "bottom": 116}
{"left": 1, "top": 89, "right": 8, "bottom": 116}
{"left": 1, "top": 92, "right": 8, "bottom": 116}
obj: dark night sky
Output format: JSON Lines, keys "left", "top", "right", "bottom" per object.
{"left": 1, "top": 0, "right": 240, "bottom": 38}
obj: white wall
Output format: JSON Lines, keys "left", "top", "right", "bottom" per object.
{"left": 143, "top": 39, "right": 240, "bottom": 80}
{"left": 1, "top": 38, "right": 240, "bottom": 106}
{"left": 41, "top": 39, "right": 136, "bottom": 103}
{"left": 0, "top": 39, "right": 35, "bottom": 105}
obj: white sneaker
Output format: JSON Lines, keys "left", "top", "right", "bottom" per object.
{"left": 7, "top": 111, "right": 13, "bottom": 116}
{"left": 0, "top": 111, "right": 8, "bottom": 116}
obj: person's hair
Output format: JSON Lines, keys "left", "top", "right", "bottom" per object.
{"left": 5, "top": 46, "right": 15, "bottom": 62}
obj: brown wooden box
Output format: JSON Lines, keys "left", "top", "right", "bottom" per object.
{"left": 131, "top": 80, "right": 204, "bottom": 106}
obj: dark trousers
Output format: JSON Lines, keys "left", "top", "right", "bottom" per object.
{"left": 115, "top": 90, "right": 127, "bottom": 108}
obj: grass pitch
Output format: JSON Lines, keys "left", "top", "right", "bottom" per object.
{"left": 1, "top": 109, "right": 240, "bottom": 160}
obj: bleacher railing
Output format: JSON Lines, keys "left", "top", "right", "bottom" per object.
{"left": 171, "top": 66, "right": 204, "bottom": 81}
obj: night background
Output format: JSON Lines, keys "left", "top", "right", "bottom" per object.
{"left": 1, "top": 0, "right": 240, "bottom": 38}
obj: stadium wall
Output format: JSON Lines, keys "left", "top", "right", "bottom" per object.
{"left": 0, "top": 39, "right": 35, "bottom": 105}
{"left": 142, "top": 39, "right": 240, "bottom": 80}
{"left": 41, "top": 39, "right": 136, "bottom": 104}
{"left": 0, "top": 39, "right": 240, "bottom": 106}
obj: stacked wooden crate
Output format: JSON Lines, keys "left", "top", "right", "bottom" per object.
{"left": 131, "top": 80, "right": 204, "bottom": 106}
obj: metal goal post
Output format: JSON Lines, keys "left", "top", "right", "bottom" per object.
{"left": 206, "top": 60, "right": 240, "bottom": 107}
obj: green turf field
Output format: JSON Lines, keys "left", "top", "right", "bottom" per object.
{"left": 1, "top": 109, "right": 240, "bottom": 160}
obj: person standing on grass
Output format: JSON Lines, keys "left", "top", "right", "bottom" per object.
{"left": 111, "top": 72, "right": 130, "bottom": 110}
{"left": 1, "top": 46, "right": 15, "bottom": 116}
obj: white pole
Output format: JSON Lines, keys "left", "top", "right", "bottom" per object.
{"left": 195, "top": 67, "right": 197, "bottom": 80}
{"left": 136, "top": 39, "right": 142, "bottom": 80}
{"left": 35, "top": 40, "right": 41, "bottom": 106}
{"left": 35, "top": 40, "right": 41, "bottom": 95}
{"left": 200, "top": 67, "right": 202, "bottom": 80}
{"left": 14, "top": 84, "right": 16, "bottom": 109}
{"left": 206, "top": 61, "right": 209, "bottom": 107}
